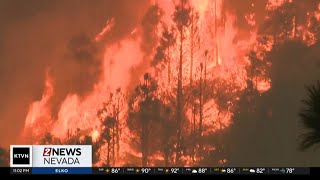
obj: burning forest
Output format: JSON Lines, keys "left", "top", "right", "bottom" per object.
{"left": 1, "top": 0, "right": 320, "bottom": 167}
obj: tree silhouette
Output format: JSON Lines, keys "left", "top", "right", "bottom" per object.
{"left": 40, "top": 132, "right": 62, "bottom": 145}
{"left": 97, "top": 88, "right": 126, "bottom": 166}
{"left": 173, "top": 0, "right": 191, "bottom": 165}
{"left": 128, "top": 73, "right": 176, "bottom": 166}
{"left": 299, "top": 81, "right": 320, "bottom": 151}
{"left": 101, "top": 116, "right": 116, "bottom": 166}
{"left": 152, "top": 27, "right": 176, "bottom": 83}
{"left": 128, "top": 73, "right": 157, "bottom": 166}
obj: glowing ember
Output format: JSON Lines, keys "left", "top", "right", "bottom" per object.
{"left": 94, "top": 18, "right": 115, "bottom": 42}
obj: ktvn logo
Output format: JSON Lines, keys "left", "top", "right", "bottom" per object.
{"left": 10, "top": 145, "right": 32, "bottom": 167}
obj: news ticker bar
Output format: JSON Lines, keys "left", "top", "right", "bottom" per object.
{"left": 8, "top": 167, "right": 312, "bottom": 175}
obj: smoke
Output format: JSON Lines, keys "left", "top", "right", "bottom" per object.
{"left": 127, "top": 4, "right": 162, "bottom": 92}
{"left": 48, "top": 34, "right": 102, "bottom": 119}
{"left": 0, "top": 0, "right": 149, "bottom": 146}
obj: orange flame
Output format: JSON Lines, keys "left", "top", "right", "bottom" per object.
{"left": 21, "top": 0, "right": 286, "bottom": 166}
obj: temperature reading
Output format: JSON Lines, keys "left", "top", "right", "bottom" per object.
{"left": 111, "top": 168, "right": 120, "bottom": 174}
{"left": 171, "top": 168, "right": 179, "bottom": 174}
{"left": 286, "top": 168, "right": 294, "bottom": 174}
{"left": 198, "top": 168, "right": 207, "bottom": 174}
{"left": 227, "top": 168, "right": 236, "bottom": 174}
{"left": 141, "top": 168, "right": 151, "bottom": 174}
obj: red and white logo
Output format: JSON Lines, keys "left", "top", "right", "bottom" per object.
{"left": 43, "top": 148, "right": 52, "bottom": 156}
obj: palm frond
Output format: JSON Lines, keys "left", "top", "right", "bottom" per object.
{"left": 298, "top": 81, "right": 320, "bottom": 151}
{"left": 299, "top": 132, "right": 320, "bottom": 151}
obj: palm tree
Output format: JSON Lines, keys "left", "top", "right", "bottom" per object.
{"left": 299, "top": 81, "right": 320, "bottom": 151}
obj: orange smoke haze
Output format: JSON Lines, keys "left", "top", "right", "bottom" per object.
{"left": 19, "top": 0, "right": 270, "bottom": 166}
{"left": 1, "top": 0, "right": 320, "bottom": 167}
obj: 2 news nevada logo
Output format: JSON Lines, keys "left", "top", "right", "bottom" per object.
{"left": 42, "top": 147, "right": 82, "bottom": 157}
{"left": 10, "top": 145, "right": 33, "bottom": 167}
{"left": 33, "top": 145, "right": 92, "bottom": 167}
{"left": 41, "top": 147, "right": 82, "bottom": 165}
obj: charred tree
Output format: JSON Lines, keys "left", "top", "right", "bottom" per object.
{"left": 101, "top": 116, "right": 115, "bottom": 167}
{"left": 173, "top": 0, "right": 191, "bottom": 165}
{"left": 198, "top": 63, "right": 204, "bottom": 159}
{"left": 97, "top": 90, "right": 125, "bottom": 166}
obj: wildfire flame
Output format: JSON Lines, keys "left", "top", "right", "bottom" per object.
{"left": 21, "top": 0, "right": 320, "bottom": 166}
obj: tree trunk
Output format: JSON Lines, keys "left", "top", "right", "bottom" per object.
{"left": 163, "top": 110, "right": 170, "bottom": 167}
{"left": 198, "top": 64, "right": 203, "bottom": 160}
{"left": 141, "top": 79, "right": 150, "bottom": 167}
{"left": 176, "top": 26, "right": 184, "bottom": 166}
{"left": 190, "top": 9, "right": 196, "bottom": 165}
{"left": 215, "top": 0, "right": 218, "bottom": 65}
{"left": 190, "top": 10, "right": 194, "bottom": 85}
{"left": 192, "top": 102, "right": 196, "bottom": 164}
{"left": 107, "top": 141, "right": 110, "bottom": 167}
{"left": 116, "top": 99, "right": 120, "bottom": 161}
{"left": 112, "top": 126, "right": 115, "bottom": 165}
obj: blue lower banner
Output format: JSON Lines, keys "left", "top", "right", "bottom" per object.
{"left": 32, "top": 167, "right": 92, "bottom": 174}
